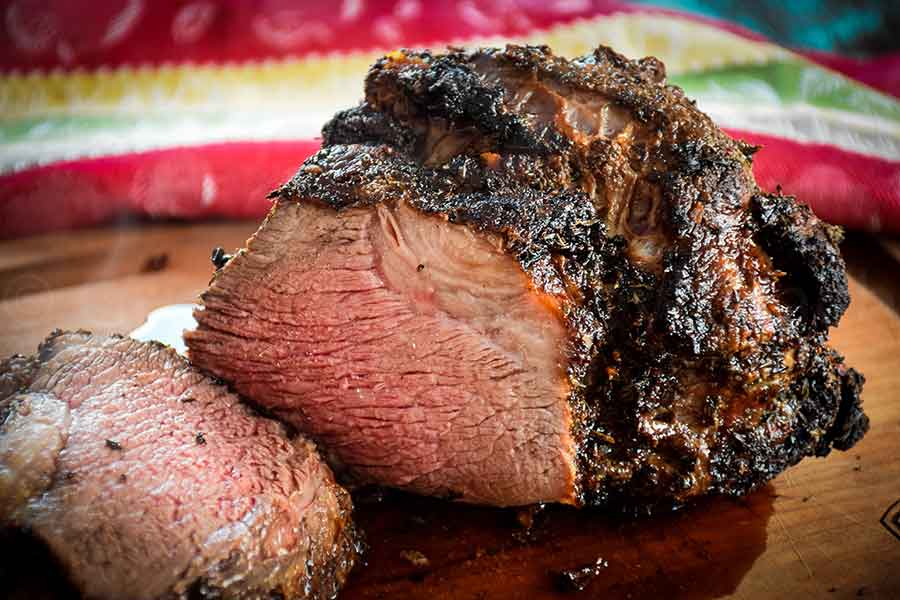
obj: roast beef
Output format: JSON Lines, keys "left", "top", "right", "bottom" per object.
{"left": 0, "top": 331, "right": 360, "bottom": 599}
{"left": 186, "top": 45, "right": 867, "bottom": 509}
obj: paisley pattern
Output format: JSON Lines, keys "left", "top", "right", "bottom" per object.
{"left": 5, "top": 0, "right": 144, "bottom": 62}
{"left": 0, "top": 0, "right": 897, "bottom": 237}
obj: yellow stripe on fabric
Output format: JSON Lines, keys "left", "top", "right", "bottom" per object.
{"left": 0, "top": 13, "right": 791, "bottom": 119}
{"left": 525, "top": 13, "right": 789, "bottom": 72}
{"left": 0, "top": 55, "right": 378, "bottom": 118}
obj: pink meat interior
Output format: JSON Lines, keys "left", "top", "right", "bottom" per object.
{"left": 188, "top": 200, "right": 578, "bottom": 506}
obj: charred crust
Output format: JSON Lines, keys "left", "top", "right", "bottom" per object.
{"left": 322, "top": 105, "right": 415, "bottom": 149}
{"left": 1, "top": 354, "right": 39, "bottom": 422}
{"left": 751, "top": 193, "right": 850, "bottom": 332}
{"left": 211, "top": 247, "right": 233, "bottom": 271}
{"left": 737, "top": 140, "right": 761, "bottom": 160}
{"left": 34, "top": 330, "right": 94, "bottom": 364}
{"left": 706, "top": 343, "right": 865, "bottom": 496}
{"left": 828, "top": 366, "right": 868, "bottom": 452}
{"left": 655, "top": 146, "right": 761, "bottom": 356}
{"left": 273, "top": 44, "right": 865, "bottom": 508}
{"left": 367, "top": 48, "right": 565, "bottom": 155}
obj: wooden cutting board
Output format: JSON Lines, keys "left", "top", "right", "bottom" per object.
{"left": 1, "top": 221, "right": 898, "bottom": 600}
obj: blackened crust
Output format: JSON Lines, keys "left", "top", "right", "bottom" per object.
{"left": 751, "top": 192, "right": 851, "bottom": 332}
{"left": 275, "top": 44, "right": 865, "bottom": 508}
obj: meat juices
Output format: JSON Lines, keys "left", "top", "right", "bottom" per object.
{"left": 0, "top": 332, "right": 359, "bottom": 600}
{"left": 186, "top": 45, "right": 867, "bottom": 508}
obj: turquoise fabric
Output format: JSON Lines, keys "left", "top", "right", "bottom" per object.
{"left": 634, "top": 0, "right": 895, "bottom": 53}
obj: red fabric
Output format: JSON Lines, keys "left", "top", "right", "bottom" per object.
{"left": 0, "top": 142, "right": 317, "bottom": 238}
{"left": 0, "top": 0, "right": 897, "bottom": 238}
{"left": 2, "top": 132, "right": 896, "bottom": 239}
{"left": 0, "top": 0, "right": 617, "bottom": 71}
{"left": 728, "top": 131, "right": 900, "bottom": 232}
{"left": 3, "top": 0, "right": 897, "bottom": 97}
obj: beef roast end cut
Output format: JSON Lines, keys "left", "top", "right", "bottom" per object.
{"left": 0, "top": 331, "right": 360, "bottom": 599}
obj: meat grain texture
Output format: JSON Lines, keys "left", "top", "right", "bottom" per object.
{"left": 0, "top": 331, "right": 359, "bottom": 599}
{"left": 187, "top": 45, "right": 868, "bottom": 509}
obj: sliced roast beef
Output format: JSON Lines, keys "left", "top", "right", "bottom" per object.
{"left": 0, "top": 331, "right": 360, "bottom": 600}
{"left": 186, "top": 45, "right": 867, "bottom": 509}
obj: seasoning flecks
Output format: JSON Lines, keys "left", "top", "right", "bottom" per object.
{"left": 211, "top": 247, "right": 233, "bottom": 270}
{"left": 400, "top": 549, "right": 430, "bottom": 569}
{"left": 554, "top": 557, "right": 609, "bottom": 592}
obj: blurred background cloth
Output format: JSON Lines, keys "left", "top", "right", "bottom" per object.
{"left": 0, "top": 0, "right": 898, "bottom": 238}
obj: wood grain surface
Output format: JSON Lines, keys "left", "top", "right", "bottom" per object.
{"left": 1, "top": 222, "right": 898, "bottom": 600}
